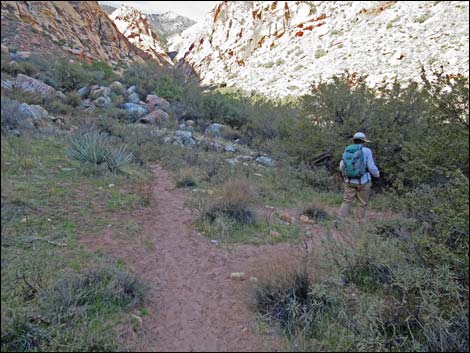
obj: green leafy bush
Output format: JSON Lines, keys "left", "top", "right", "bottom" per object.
{"left": 156, "top": 75, "right": 183, "bottom": 102}
{"left": 83, "top": 60, "right": 115, "bottom": 81}
{"left": 202, "top": 90, "right": 248, "bottom": 128}
{"left": 53, "top": 58, "right": 104, "bottom": 92}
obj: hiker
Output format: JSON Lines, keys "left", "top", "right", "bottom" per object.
{"left": 337, "top": 132, "right": 380, "bottom": 220}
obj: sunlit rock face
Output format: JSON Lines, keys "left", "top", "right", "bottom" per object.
{"left": 109, "top": 5, "right": 172, "bottom": 65}
{"left": 170, "top": 1, "right": 469, "bottom": 97}
{"left": 0, "top": 1, "right": 152, "bottom": 66}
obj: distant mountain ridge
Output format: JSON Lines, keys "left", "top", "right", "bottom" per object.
{"left": 99, "top": 3, "right": 195, "bottom": 45}
{"left": 109, "top": 5, "right": 172, "bottom": 65}
{"left": 147, "top": 12, "right": 196, "bottom": 43}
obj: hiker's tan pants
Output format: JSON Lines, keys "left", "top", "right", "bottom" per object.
{"left": 338, "top": 182, "right": 371, "bottom": 219}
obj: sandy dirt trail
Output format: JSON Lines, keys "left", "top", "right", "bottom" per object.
{"left": 82, "top": 165, "right": 296, "bottom": 352}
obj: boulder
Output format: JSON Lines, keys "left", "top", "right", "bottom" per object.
{"left": 174, "top": 130, "right": 196, "bottom": 147}
{"left": 256, "top": 156, "right": 276, "bottom": 167}
{"left": 205, "top": 123, "right": 225, "bottom": 138}
{"left": 89, "top": 86, "right": 111, "bottom": 99}
{"left": 208, "top": 142, "right": 224, "bottom": 152}
{"left": 127, "top": 85, "right": 137, "bottom": 94}
{"left": 81, "top": 99, "right": 95, "bottom": 111}
{"left": 137, "top": 109, "right": 170, "bottom": 125}
{"left": 77, "top": 86, "right": 90, "bottom": 98}
{"left": 224, "top": 145, "right": 236, "bottom": 153}
{"left": 239, "top": 155, "right": 253, "bottom": 161}
{"left": 110, "top": 81, "right": 125, "bottom": 94}
{"left": 123, "top": 103, "right": 148, "bottom": 117}
{"left": 127, "top": 92, "right": 140, "bottom": 104}
{"left": 1, "top": 79, "right": 14, "bottom": 91}
{"left": 17, "top": 103, "right": 49, "bottom": 128}
{"left": 15, "top": 74, "right": 56, "bottom": 98}
{"left": 10, "top": 51, "right": 31, "bottom": 61}
{"left": 146, "top": 95, "right": 170, "bottom": 112}
{"left": 18, "top": 103, "right": 48, "bottom": 120}
{"left": 226, "top": 158, "right": 239, "bottom": 166}
{"left": 93, "top": 95, "right": 112, "bottom": 108}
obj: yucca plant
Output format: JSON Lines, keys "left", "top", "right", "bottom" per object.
{"left": 68, "top": 131, "right": 133, "bottom": 174}
{"left": 104, "top": 144, "right": 134, "bottom": 174}
{"left": 68, "top": 131, "right": 108, "bottom": 168}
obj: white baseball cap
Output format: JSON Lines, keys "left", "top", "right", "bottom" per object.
{"left": 353, "top": 132, "right": 371, "bottom": 143}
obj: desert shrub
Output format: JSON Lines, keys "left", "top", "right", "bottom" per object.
{"left": 2, "top": 60, "right": 38, "bottom": 76}
{"left": 44, "top": 99, "right": 74, "bottom": 115}
{"left": 294, "top": 164, "right": 339, "bottom": 192}
{"left": 176, "top": 168, "right": 198, "bottom": 188}
{"left": 66, "top": 91, "right": 82, "bottom": 107}
{"left": 299, "top": 225, "right": 470, "bottom": 352}
{"left": 205, "top": 179, "right": 257, "bottom": 224}
{"left": 252, "top": 263, "right": 344, "bottom": 335}
{"left": 302, "top": 202, "right": 331, "bottom": 222}
{"left": 68, "top": 131, "right": 133, "bottom": 174}
{"left": 53, "top": 58, "right": 104, "bottom": 92}
{"left": 395, "top": 170, "right": 469, "bottom": 281}
{"left": 280, "top": 73, "right": 469, "bottom": 189}
{"left": 156, "top": 75, "right": 183, "bottom": 102}
{"left": 202, "top": 90, "right": 248, "bottom": 128}
{"left": 1, "top": 97, "right": 29, "bottom": 132}
{"left": 1, "top": 316, "right": 51, "bottom": 352}
{"left": 39, "top": 267, "right": 147, "bottom": 324}
{"left": 122, "top": 61, "right": 164, "bottom": 93}
{"left": 219, "top": 125, "right": 241, "bottom": 140}
{"left": 83, "top": 60, "right": 115, "bottom": 81}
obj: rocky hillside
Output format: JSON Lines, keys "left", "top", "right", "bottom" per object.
{"left": 169, "top": 1, "right": 470, "bottom": 97}
{"left": 147, "top": 11, "right": 196, "bottom": 43}
{"left": 109, "top": 5, "right": 172, "bottom": 65}
{"left": 0, "top": 1, "right": 153, "bottom": 66}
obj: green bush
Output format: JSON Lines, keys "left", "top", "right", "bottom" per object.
{"left": 66, "top": 91, "right": 82, "bottom": 107}
{"left": 255, "top": 224, "right": 469, "bottom": 351}
{"left": 122, "top": 61, "right": 164, "bottom": 94}
{"left": 53, "top": 58, "right": 104, "bottom": 92}
{"left": 202, "top": 91, "right": 248, "bottom": 128}
{"left": 395, "top": 170, "right": 469, "bottom": 281}
{"left": 156, "top": 75, "right": 183, "bottom": 102}
{"left": 84, "top": 60, "right": 115, "bottom": 81}
{"left": 2, "top": 60, "right": 38, "bottom": 76}
{"left": 279, "top": 73, "right": 469, "bottom": 189}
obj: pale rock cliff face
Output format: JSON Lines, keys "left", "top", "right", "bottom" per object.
{"left": 170, "top": 1, "right": 469, "bottom": 97}
{"left": 147, "top": 11, "right": 196, "bottom": 43}
{"left": 0, "top": 1, "right": 151, "bottom": 66}
{"left": 109, "top": 5, "right": 172, "bottom": 65}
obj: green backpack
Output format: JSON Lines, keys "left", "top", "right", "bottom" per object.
{"left": 341, "top": 144, "right": 367, "bottom": 179}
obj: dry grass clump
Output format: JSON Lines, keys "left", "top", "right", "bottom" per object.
{"left": 205, "top": 178, "right": 257, "bottom": 224}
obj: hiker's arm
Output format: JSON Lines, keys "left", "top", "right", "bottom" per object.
{"left": 367, "top": 150, "right": 380, "bottom": 178}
